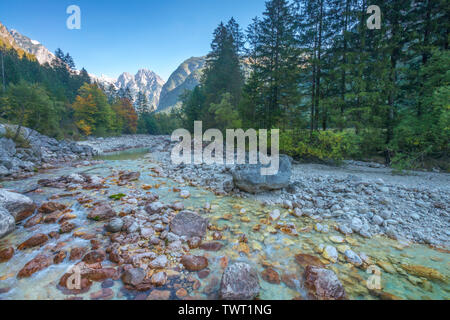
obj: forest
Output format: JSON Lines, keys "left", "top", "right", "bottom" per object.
{"left": 1, "top": 0, "right": 449, "bottom": 171}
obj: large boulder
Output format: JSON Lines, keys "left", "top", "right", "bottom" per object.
{"left": 219, "top": 262, "right": 260, "bottom": 300}
{"left": 231, "top": 155, "right": 292, "bottom": 193}
{"left": 170, "top": 210, "right": 208, "bottom": 238}
{"left": 0, "top": 189, "right": 36, "bottom": 221}
{"left": 303, "top": 266, "right": 346, "bottom": 300}
{"left": 0, "top": 206, "right": 15, "bottom": 239}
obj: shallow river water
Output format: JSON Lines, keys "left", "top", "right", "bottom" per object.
{"left": 0, "top": 150, "right": 448, "bottom": 300}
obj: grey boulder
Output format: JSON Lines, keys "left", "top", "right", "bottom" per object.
{"left": 231, "top": 155, "right": 291, "bottom": 193}
{"left": 219, "top": 262, "right": 260, "bottom": 300}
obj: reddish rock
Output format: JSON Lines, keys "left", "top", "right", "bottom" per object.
{"left": 0, "top": 247, "right": 14, "bottom": 263}
{"left": 43, "top": 211, "right": 62, "bottom": 224}
{"left": 85, "top": 268, "right": 118, "bottom": 282}
{"left": 88, "top": 204, "right": 116, "bottom": 221}
{"left": 69, "top": 247, "right": 88, "bottom": 261}
{"left": 90, "top": 288, "right": 114, "bottom": 300}
{"left": 39, "top": 202, "right": 67, "bottom": 214}
{"left": 119, "top": 172, "right": 140, "bottom": 182}
{"left": 261, "top": 267, "right": 281, "bottom": 284}
{"left": 147, "top": 290, "right": 171, "bottom": 300}
{"left": 18, "top": 233, "right": 49, "bottom": 250}
{"left": 24, "top": 213, "right": 42, "bottom": 228}
{"left": 53, "top": 251, "right": 67, "bottom": 264}
{"left": 176, "top": 288, "right": 188, "bottom": 299}
{"left": 303, "top": 266, "right": 347, "bottom": 300}
{"left": 281, "top": 272, "right": 299, "bottom": 289}
{"left": 122, "top": 268, "right": 146, "bottom": 286}
{"left": 150, "top": 271, "right": 167, "bottom": 287}
{"left": 17, "top": 254, "right": 53, "bottom": 278}
{"left": 181, "top": 255, "right": 208, "bottom": 272}
{"left": 295, "top": 253, "right": 324, "bottom": 268}
{"left": 109, "top": 249, "right": 123, "bottom": 264}
{"left": 199, "top": 242, "right": 224, "bottom": 251}
{"left": 82, "top": 250, "right": 106, "bottom": 264}
{"left": 58, "top": 272, "right": 93, "bottom": 295}
{"left": 188, "top": 237, "right": 202, "bottom": 249}
{"left": 60, "top": 222, "right": 77, "bottom": 234}
{"left": 198, "top": 269, "right": 210, "bottom": 279}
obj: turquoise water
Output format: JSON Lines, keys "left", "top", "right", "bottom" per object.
{"left": 0, "top": 152, "right": 448, "bottom": 300}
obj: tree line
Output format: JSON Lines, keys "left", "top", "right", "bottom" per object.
{"left": 180, "top": 0, "right": 449, "bottom": 170}
{"left": 0, "top": 46, "right": 141, "bottom": 139}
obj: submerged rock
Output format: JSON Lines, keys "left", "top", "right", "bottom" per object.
{"left": 0, "top": 246, "right": 14, "bottom": 262}
{"left": 122, "top": 268, "right": 146, "bottom": 286}
{"left": 170, "top": 210, "right": 208, "bottom": 238}
{"left": 303, "top": 266, "right": 346, "bottom": 300}
{"left": 17, "top": 254, "right": 53, "bottom": 278}
{"left": 88, "top": 203, "right": 116, "bottom": 221}
{"left": 181, "top": 255, "right": 208, "bottom": 271}
{"left": 219, "top": 262, "right": 260, "bottom": 300}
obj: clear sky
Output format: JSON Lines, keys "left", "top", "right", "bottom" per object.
{"left": 0, "top": 0, "right": 267, "bottom": 80}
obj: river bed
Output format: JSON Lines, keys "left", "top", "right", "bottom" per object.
{"left": 0, "top": 150, "right": 448, "bottom": 300}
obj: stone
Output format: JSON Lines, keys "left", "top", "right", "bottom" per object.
{"left": 181, "top": 255, "right": 208, "bottom": 271}
{"left": 0, "top": 247, "right": 14, "bottom": 262}
{"left": 219, "top": 262, "right": 260, "bottom": 300}
{"left": 69, "top": 247, "right": 88, "bottom": 261}
{"left": 149, "top": 255, "right": 168, "bottom": 269}
{"left": 231, "top": 155, "right": 291, "bottom": 193}
{"left": 269, "top": 209, "right": 280, "bottom": 221}
{"left": 322, "top": 246, "right": 338, "bottom": 263}
{"left": 180, "top": 190, "right": 191, "bottom": 199}
{"left": 0, "top": 189, "right": 35, "bottom": 221}
{"left": 170, "top": 210, "right": 208, "bottom": 238}
{"left": 372, "top": 215, "right": 384, "bottom": 226}
{"left": 303, "top": 266, "right": 346, "bottom": 300}
{"left": 295, "top": 254, "right": 324, "bottom": 268}
{"left": 0, "top": 206, "right": 15, "bottom": 239}
{"left": 105, "top": 218, "right": 123, "bottom": 233}
{"left": 88, "top": 203, "right": 116, "bottom": 221}
{"left": 145, "top": 201, "right": 164, "bottom": 215}
{"left": 150, "top": 271, "right": 167, "bottom": 286}
{"left": 261, "top": 268, "right": 280, "bottom": 284}
{"left": 122, "top": 268, "right": 146, "bottom": 286}
{"left": 82, "top": 250, "right": 106, "bottom": 264}
{"left": 53, "top": 251, "right": 67, "bottom": 264}
{"left": 18, "top": 233, "right": 49, "bottom": 250}
{"left": 147, "top": 290, "right": 171, "bottom": 300}
{"left": 90, "top": 288, "right": 114, "bottom": 300}
{"left": 188, "top": 237, "right": 202, "bottom": 249}
{"left": 344, "top": 250, "right": 363, "bottom": 266}
{"left": 59, "top": 221, "right": 76, "bottom": 234}
{"left": 119, "top": 171, "right": 140, "bottom": 182}
{"left": 351, "top": 217, "right": 363, "bottom": 232}
{"left": 38, "top": 201, "right": 67, "bottom": 214}
{"left": 199, "top": 242, "right": 224, "bottom": 251}
{"left": 17, "top": 254, "right": 53, "bottom": 278}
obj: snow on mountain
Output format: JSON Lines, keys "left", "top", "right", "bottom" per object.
{"left": 91, "top": 69, "right": 165, "bottom": 110}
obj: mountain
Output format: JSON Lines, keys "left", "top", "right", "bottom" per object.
{"left": 92, "top": 69, "right": 165, "bottom": 110}
{"left": 0, "top": 22, "right": 36, "bottom": 60}
{"left": 9, "top": 29, "right": 56, "bottom": 65}
{"left": 157, "top": 56, "right": 206, "bottom": 112}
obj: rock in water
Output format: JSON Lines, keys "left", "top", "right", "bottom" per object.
{"left": 219, "top": 262, "right": 260, "bottom": 300}
{"left": 88, "top": 203, "right": 116, "bottom": 221}
{"left": 0, "top": 189, "right": 35, "bottom": 221}
{"left": 303, "top": 266, "right": 346, "bottom": 300}
{"left": 170, "top": 211, "right": 208, "bottom": 238}
{"left": 0, "top": 206, "right": 15, "bottom": 239}
{"left": 231, "top": 155, "right": 292, "bottom": 193}
{"left": 122, "top": 268, "right": 146, "bottom": 286}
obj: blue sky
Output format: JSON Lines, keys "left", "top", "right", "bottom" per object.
{"left": 0, "top": 0, "right": 266, "bottom": 80}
